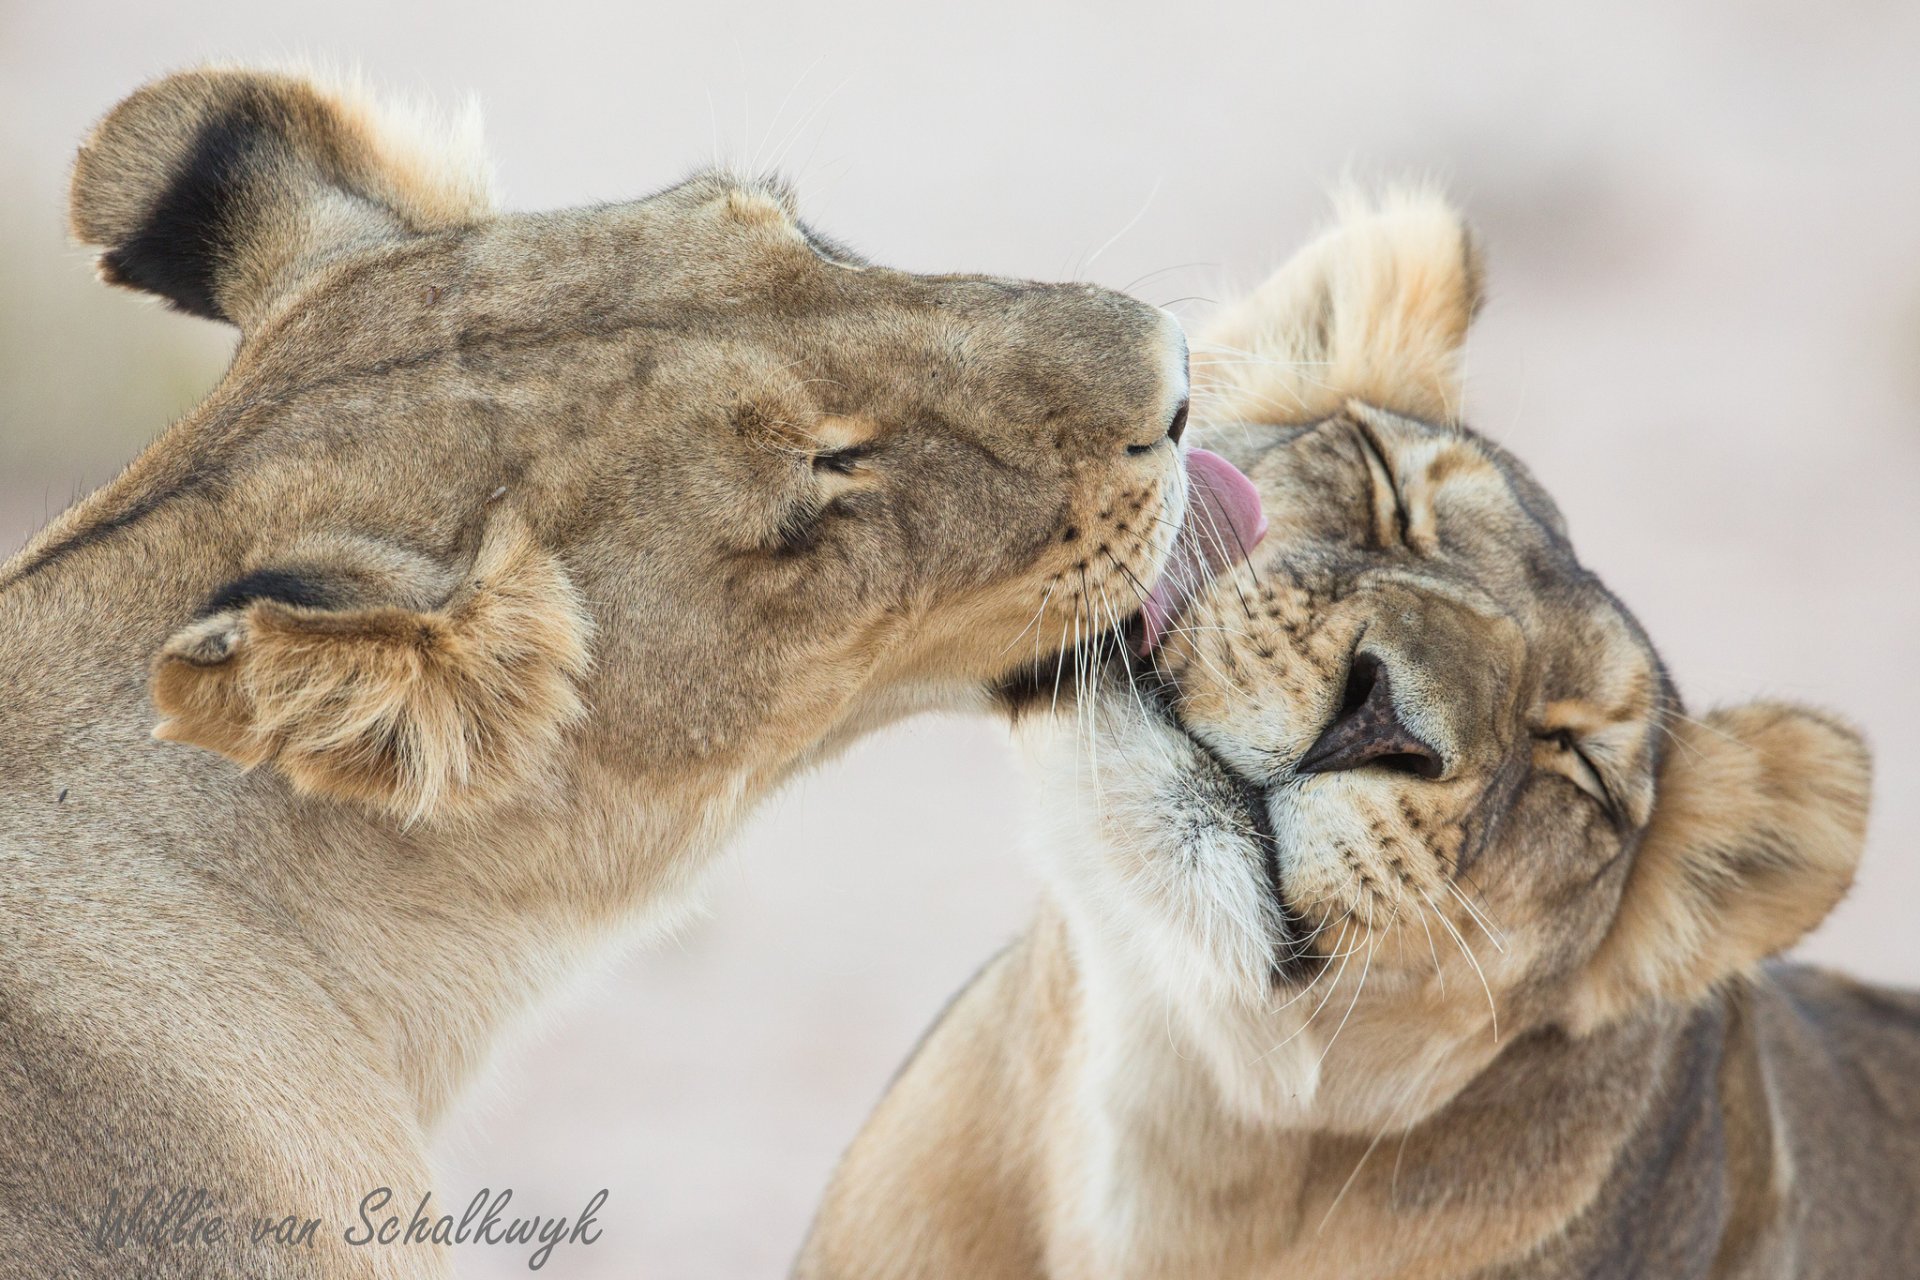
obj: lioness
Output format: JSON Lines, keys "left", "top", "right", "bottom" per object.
{"left": 0, "top": 68, "right": 1209, "bottom": 1278}
{"left": 800, "top": 194, "right": 1919, "bottom": 1279}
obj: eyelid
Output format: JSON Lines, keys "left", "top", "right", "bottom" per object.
{"left": 1536, "top": 728, "right": 1624, "bottom": 824}
{"left": 1351, "top": 419, "right": 1410, "bottom": 546}
{"left": 814, "top": 444, "right": 872, "bottom": 475}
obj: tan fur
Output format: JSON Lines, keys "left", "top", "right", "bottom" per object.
{"left": 1570, "top": 702, "right": 1872, "bottom": 1034}
{"left": 1195, "top": 186, "right": 1483, "bottom": 427}
{"left": 802, "top": 193, "right": 1916, "bottom": 1280}
{"left": 152, "top": 515, "right": 591, "bottom": 822}
{"left": 2, "top": 67, "right": 1193, "bottom": 1278}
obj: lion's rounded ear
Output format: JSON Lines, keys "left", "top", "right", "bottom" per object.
{"left": 1568, "top": 703, "right": 1871, "bottom": 1034}
{"left": 70, "top": 66, "right": 493, "bottom": 328}
{"left": 151, "top": 521, "right": 591, "bottom": 825}
{"left": 1197, "top": 186, "right": 1483, "bottom": 427}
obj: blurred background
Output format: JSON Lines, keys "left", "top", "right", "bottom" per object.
{"left": 5, "top": 1, "right": 1918, "bottom": 1274}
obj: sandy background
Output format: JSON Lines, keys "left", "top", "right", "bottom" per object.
{"left": 4, "top": 2, "right": 1918, "bottom": 1274}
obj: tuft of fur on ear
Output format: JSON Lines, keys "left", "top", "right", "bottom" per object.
{"left": 1568, "top": 703, "right": 1872, "bottom": 1034}
{"left": 70, "top": 65, "right": 494, "bottom": 327}
{"left": 1197, "top": 185, "right": 1483, "bottom": 427}
{"left": 151, "top": 520, "right": 591, "bottom": 824}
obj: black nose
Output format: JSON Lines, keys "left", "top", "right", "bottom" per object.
{"left": 1297, "top": 653, "right": 1444, "bottom": 780}
{"left": 1167, "top": 397, "right": 1190, "bottom": 446}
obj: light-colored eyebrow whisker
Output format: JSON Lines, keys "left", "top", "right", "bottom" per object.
{"left": 749, "top": 54, "right": 826, "bottom": 175}
{"left": 1119, "top": 261, "right": 1221, "bottom": 295}
{"left": 762, "top": 70, "right": 856, "bottom": 181}
{"left": 1079, "top": 177, "right": 1162, "bottom": 277}
{"left": 1148, "top": 295, "right": 1217, "bottom": 312}
{"left": 1191, "top": 354, "right": 1336, "bottom": 370}
{"left": 1193, "top": 383, "right": 1316, "bottom": 424}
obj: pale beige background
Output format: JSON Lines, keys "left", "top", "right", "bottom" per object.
{"left": 3, "top": 1, "right": 1918, "bottom": 1275}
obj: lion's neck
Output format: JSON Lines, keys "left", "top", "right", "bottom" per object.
{"left": 296, "top": 769, "right": 745, "bottom": 1124}
{"left": 0, "top": 492, "right": 955, "bottom": 1134}
{"left": 0, "top": 548, "right": 752, "bottom": 1128}
{"left": 1045, "top": 901, "right": 1730, "bottom": 1280}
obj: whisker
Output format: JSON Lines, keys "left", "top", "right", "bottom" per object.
{"left": 1421, "top": 888, "right": 1499, "bottom": 1042}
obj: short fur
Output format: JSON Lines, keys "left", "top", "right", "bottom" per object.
{"left": 2, "top": 68, "right": 1195, "bottom": 1278}
{"left": 800, "top": 194, "right": 1916, "bottom": 1279}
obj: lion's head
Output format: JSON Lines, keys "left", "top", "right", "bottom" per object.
{"left": 1011, "top": 191, "right": 1872, "bottom": 1135}
{"left": 22, "top": 67, "right": 1194, "bottom": 823}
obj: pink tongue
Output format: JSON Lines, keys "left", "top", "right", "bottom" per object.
{"left": 1139, "top": 448, "right": 1268, "bottom": 654}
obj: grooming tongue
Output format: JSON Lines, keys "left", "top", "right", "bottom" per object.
{"left": 1138, "top": 448, "right": 1268, "bottom": 654}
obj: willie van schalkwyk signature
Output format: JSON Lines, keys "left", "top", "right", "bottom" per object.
{"left": 90, "top": 1185, "right": 608, "bottom": 1271}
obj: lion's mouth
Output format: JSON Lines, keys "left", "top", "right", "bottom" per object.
{"left": 1137, "top": 448, "right": 1268, "bottom": 654}
{"left": 996, "top": 449, "right": 1265, "bottom": 708}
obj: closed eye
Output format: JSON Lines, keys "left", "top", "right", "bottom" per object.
{"left": 1352, "top": 418, "right": 1410, "bottom": 547}
{"left": 1536, "top": 728, "right": 1623, "bottom": 825}
{"left": 814, "top": 445, "right": 872, "bottom": 475}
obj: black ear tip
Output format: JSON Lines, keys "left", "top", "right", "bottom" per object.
{"left": 68, "top": 71, "right": 284, "bottom": 325}
{"left": 96, "top": 237, "right": 229, "bottom": 323}
{"left": 198, "top": 567, "right": 342, "bottom": 618}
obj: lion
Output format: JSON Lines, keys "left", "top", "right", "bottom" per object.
{"left": 0, "top": 67, "right": 1208, "bottom": 1278}
{"left": 798, "top": 192, "right": 1920, "bottom": 1279}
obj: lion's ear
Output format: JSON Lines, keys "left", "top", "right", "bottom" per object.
{"left": 1197, "top": 186, "right": 1482, "bottom": 426}
{"left": 151, "top": 521, "right": 591, "bottom": 824}
{"left": 1568, "top": 703, "right": 1871, "bottom": 1033}
{"left": 70, "top": 66, "right": 493, "bottom": 328}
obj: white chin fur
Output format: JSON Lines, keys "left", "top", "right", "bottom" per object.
{"left": 1015, "top": 695, "right": 1506, "bottom": 1132}
{"left": 1014, "top": 695, "right": 1331, "bottom": 1122}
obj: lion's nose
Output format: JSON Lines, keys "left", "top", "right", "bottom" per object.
{"left": 1296, "top": 653, "right": 1444, "bottom": 780}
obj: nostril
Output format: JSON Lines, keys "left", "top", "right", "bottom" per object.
{"left": 1296, "top": 653, "right": 1445, "bottom": 780}
{"left": 1337, "top": 651, "right": 1377, "bottom": 718}
{"left": 1372, "top": 751, "right": 1443, "bottom": 779}
{"left": 1128, "top": 399, "right": 1191, "bottom": 456}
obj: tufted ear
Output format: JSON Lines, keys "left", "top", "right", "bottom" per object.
{"left": 1196, "top": 186, "right": 1483, "bottom": 427}
{"left": 70, "top": 66, "right": 493, "bottom": 329}
{"left": 151, "top": 519, "right": 591, "bottom": 824}
{"left": 1567, "top": 703, "right": 1871, "bottom": 1034}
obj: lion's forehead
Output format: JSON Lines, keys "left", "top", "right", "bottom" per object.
{"left": 245, "top": 181, "right": 1165, "bottom": 437}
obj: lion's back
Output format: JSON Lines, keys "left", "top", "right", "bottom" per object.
{"left": 1758, "top": 963, "right": 1920, "bottom": 1278}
